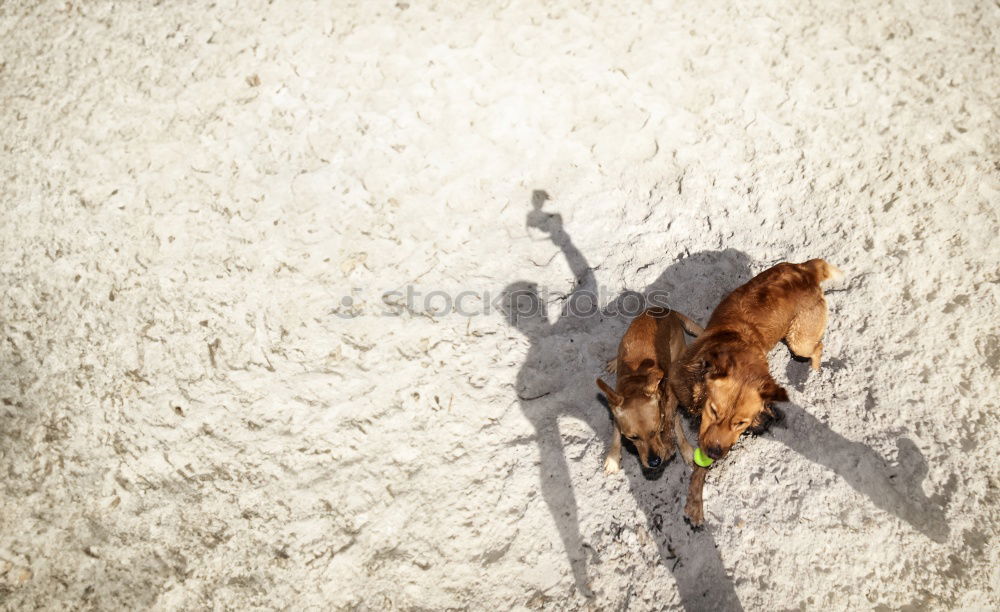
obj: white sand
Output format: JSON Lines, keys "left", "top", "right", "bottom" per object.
{"left": 1, "top": 0, "right": 998, "bottom": 609}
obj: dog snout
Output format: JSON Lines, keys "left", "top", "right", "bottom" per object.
{"left": 705, "top": 445, "right": 724, "bottom": 460}
{"left": 647, "top": 454, "right": 662, "bottom": 468}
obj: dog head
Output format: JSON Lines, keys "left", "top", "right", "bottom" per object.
{"left": 597, "top": 365, "right": 670, "bottom": 470}
{"left": 697, "top": 348, "right": 788, "bottom": 460}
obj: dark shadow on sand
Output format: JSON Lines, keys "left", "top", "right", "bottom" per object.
{"left": 768, "top": 399, "right": 952, "bottom": 543}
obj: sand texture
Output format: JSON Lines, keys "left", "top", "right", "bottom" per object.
{"left": 1, "top": 0, "right": 998, "bottom": 609}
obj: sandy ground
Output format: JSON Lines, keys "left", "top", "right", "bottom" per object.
{"left": 1, "top": 0, "right": 998, "bottom": 610}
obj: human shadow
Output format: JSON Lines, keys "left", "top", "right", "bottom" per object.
{"left": 501, "top": 190, "right": 746, "bottom": 606}
{"left": 500, "top": 190, "right": 949, "bottom": 607}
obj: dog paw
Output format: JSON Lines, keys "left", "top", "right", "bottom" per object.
{"left": 679, "top": 446, "right": 694, "bottom": 468}
{"left": 683, "top": 516, "right": 704, "bottom": 531}
{"left": 684, "top": 500, "right": 704, "bottom": 527}
{"left": 603, "top": 455, "right": 621, "bottom": 474}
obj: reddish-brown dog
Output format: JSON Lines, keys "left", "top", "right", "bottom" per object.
{"left": 670, "top": 258, "right": 843, "bottom": 524}
{"left": 597, "top": 308, "right": 702, "bottom": 473}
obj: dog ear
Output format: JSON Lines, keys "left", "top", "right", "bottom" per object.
{"left": 761, "top": 379, "right": 789, "bottom": 403}
{"left": 748, "top": 403, "right": 784, "bottom": 435}
{"left": 643, "top": 367, "right": 664, "bottom": 396}
{"left": 703, "top": 349, "right": 733, "bottom": 379}
{"left": 769, "top": 386, "right": 789, "bottom": 403}
{"left": 596, "top": 378, "right": 624, "bottom": 406}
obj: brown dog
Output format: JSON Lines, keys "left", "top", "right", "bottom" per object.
{"left": 597, "top": 308, "right": 703, "bottom": 473}
{"left": 671, "top": 258, "right": 843, "bottom": 524}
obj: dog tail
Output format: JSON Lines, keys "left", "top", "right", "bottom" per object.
{"left": 805, "top": 258, "right": 845, "bottom": 284}
{"left": 674, "top": 312, "right": 705, "bottom": 337}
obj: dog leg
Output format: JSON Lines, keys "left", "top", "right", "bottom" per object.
{"left": 604, "top": 423, "right": 622, "bottom": 474}
{"left": 684, "top": 466, "right": 708, "bottom": 527}
{"left": 786, "top": 296, "right": 828, "bottom": 371}
{"left": 810, "top": 341, "right": 823, "bottom": 371}
{"left": 673, "top": 411, "right": 694, "bottom": 467}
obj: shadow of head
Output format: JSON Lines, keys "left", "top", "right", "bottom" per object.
{"left": 500, "top": 280, "right": 548, "bottom": 336}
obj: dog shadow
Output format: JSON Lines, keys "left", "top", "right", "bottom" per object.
{"left": 500, "top": 190, "right": 950, "bottom": 606}
{"left": 768, "top": 399, "right": 952, "bottom": 543}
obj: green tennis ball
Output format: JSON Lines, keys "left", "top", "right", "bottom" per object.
{"left": 693, "top": 447, "right": 714, "bottom": 467}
